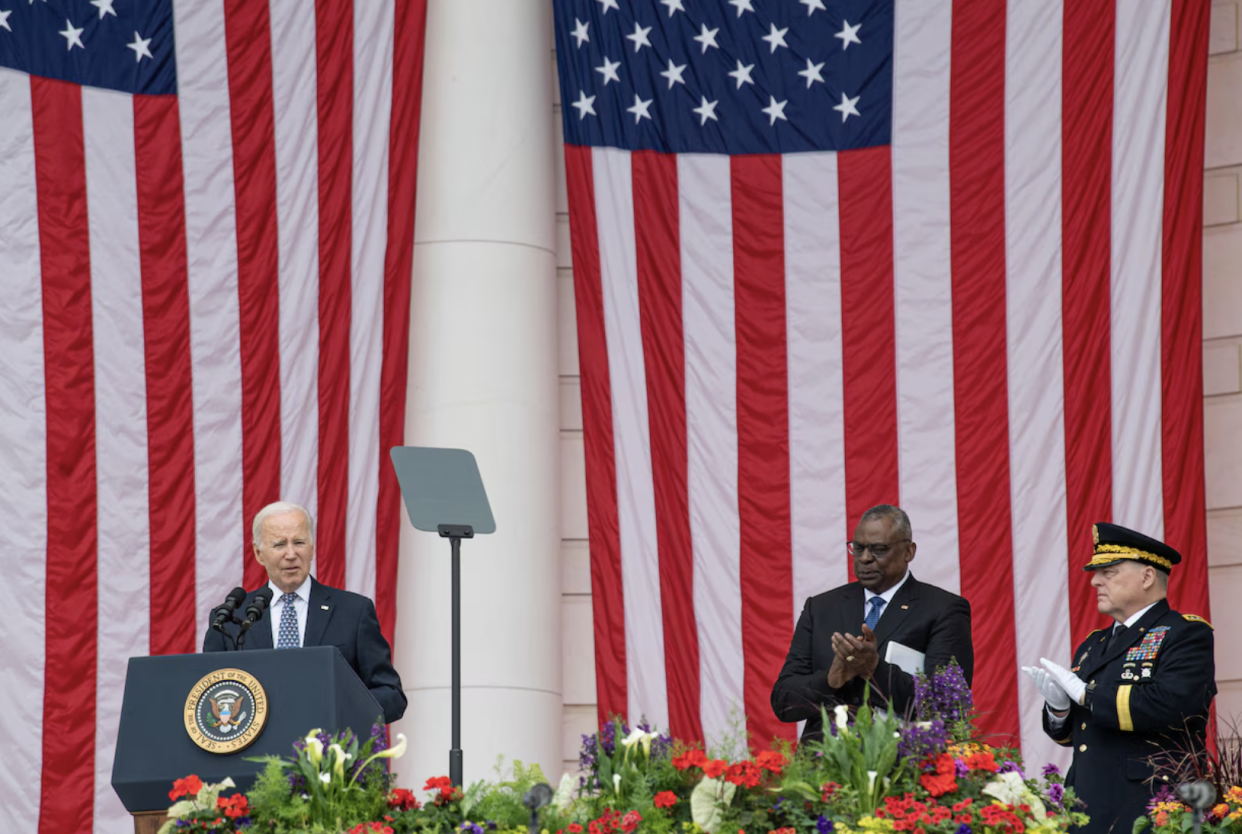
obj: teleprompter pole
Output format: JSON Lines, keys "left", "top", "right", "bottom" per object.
{"left": 439, "top": 524, "right": 474, "bottom": 787}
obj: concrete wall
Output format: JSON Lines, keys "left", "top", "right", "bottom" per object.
{"left": 1205, "top": 0, "right": 1242, "bottom": 730}
{"left": 553, "top": 3, "right": 1242, "bottom": 773}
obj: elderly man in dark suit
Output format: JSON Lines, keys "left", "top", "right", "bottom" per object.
{"left": 770, "top": 504, "right": 974, "bottom": 740}
{"left": 1024, "top": 523, "right": 1215, "bottom": 834}
{"left": 203, "top": 501, "right": 407, "bottom": 724}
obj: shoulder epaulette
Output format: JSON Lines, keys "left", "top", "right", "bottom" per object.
{"left": 1182, "top": 614, "right": 1213, "bottom": 629}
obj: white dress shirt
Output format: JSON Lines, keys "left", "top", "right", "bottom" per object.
{"left": 268, "top": 576, "right": 312, "bottom": 647}
{"left": 863, "top": 569, "right": 911, "bottom": 623}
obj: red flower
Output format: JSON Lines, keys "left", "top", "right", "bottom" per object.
{"left": 725, "top": 761, "right": 761, "bottom": 788}
{"left": 822, "top": 782, "right": 841, "bottom": 802}
{"left": 621, "top": 810, "right": 642, "bottom": 833}
{"left": 654, "top": 791, "right": 678, "bottom": 809}
{"left": 569, "top": 824, "right": 584, "bottom": 833}
{"left": 168, "top": 774, "right": 204, "bottom": 801}
{"left": 216, "top": 794, "right": 250, "bottom": 819}
{"left": 673, "top": 749, "right": 709, "bottom": 770}
{"left": 755, "top": 751, "right": 787, "bottom": 774}
{"left": 389, "top": 787, "right": 420, "bottom": 811}
{"left": 772, "top": 828, "right": 797, "bottom": 834}
{"left": 703, "top": 759, "right": 728, "bottom": 779}
{"left": 919, "top": 773, "right": 957, "bottom": 797}
{"left": 424, "top": 776, "right": 454, "bottom": 792}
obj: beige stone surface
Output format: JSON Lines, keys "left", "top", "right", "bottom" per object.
{"left": 1204, "top": 226, "right": 1242, "bottom": 339}
{"left": 1206, "top": 397, "right": 1242, "bottom": 509}
{"left": 562, "top": 704, "right": 597, "bottom": 765}
{"left": 561, "top": 433, "right": 589, "bottom": 539}
{"left": 1210, "top": 566, "right": 1242, "bottom": 680}
{"left": 1218, "top": 679, "right": 1242, "bottom": 730}
{"left": 561, "top": 538, "right": 591, "bottom": 594}
{"left": 1208, "top": 507, "right": 1242, "bottom": 566}
{"left": 1207, "top": 53, "right": 1242, "bottom": 169}
{"left": 557, "top": 214, "right": 573, "bottom": 269}
{"left": 1204, "top": 172, "right": 1239, "bottom": 226}
{"left": 559, "top": 269, "right": 580, "bottom": 375}
{"left": 1205, "top": 342, "right": 1242, "bottom": 395}
{"left": 562, "top": 594, "right": 598, "bottom": 704}
{"left": 561, "top": 378, "right": 584, "bottom": 430}
{"left": 1213, "top": 2, "right": 1239, "bottom": 56}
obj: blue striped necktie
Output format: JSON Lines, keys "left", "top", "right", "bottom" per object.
{"left": 864, "top": 596, "right": 886, "bottom": 630}
{"left": 277, "top": 592, "right": 300, "bottom": 648}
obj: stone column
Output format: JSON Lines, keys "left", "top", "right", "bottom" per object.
{"left": 391, "top": 0, "right": 562, "bottom": 785}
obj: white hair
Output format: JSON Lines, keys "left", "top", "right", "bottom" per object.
{"left": 252, "top": 501, "right": 315, "bottom": 548}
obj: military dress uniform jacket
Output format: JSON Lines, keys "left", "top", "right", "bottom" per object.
{"left": 1042, "top": 599, "right": 1215, "bottom": 834}
{"left": 771, "top": 574, "right": 973, "bottom": 740}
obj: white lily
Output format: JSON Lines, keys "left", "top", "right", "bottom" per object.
{"left": 329, "top": 743, "right": 348, "bottom": 779}
{"left": 621, "top": 727, "right": 659, "bottom": 757}
{"left": 867, "top": 770, "right": 879, "bottom": 798}
{"left": 552, "top": 772, "right": 576, "bottom": 811}
{"left": 833, "top": 704, "right": 850, "bottom": 731}
{"left": 304, "top": 730, "right": 325, "bottom": 766}
{"left": 319, "top": 772, "right": 332, "bottom": 785}
{"left": 613, "top": 772, "right": 623, "bottom": 796}
{"left": 351, "top": 733, "right": 408, "bottom": 785}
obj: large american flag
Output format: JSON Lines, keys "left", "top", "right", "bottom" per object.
{"left": 555, "top": 0, "right": 1211, "bottom": 771}
{"left": 0, "top": 1, "right": 427, "bottom": 832}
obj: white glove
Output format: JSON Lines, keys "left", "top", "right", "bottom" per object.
{"left": 1040, "top": 657, "right": 1087, "bottom": 705}
{"left": 1022, "top": 665, "right": 1070, "bottom": 711}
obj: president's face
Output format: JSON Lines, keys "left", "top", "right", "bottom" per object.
{"left": 254, "top": 510, "right": 315, "bottom": 594}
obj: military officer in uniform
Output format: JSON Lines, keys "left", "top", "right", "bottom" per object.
{"left": 1022, "top": 523, "right": 1216, "bottom": 834}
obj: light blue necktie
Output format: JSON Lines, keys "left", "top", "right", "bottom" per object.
{"left": 864, "top": 596, "right": 886, "bottom": 630}
{"left": 277, "top": 592, "right": 300, "bottom": 648}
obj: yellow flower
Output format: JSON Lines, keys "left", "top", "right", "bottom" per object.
{"left": 857, "top": 816, "right": 895, "bottom": 832}
{"left": 1212, "top": 804, "right": 1229, "bottom": 818}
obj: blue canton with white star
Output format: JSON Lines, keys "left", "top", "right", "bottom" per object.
{"left": 554, "top": 0, "right": 892, "bottom": 155}
{"left": 0, "top": 0, "right": 176, "bottom": 95}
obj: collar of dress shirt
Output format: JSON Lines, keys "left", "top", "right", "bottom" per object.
{"left": 1120, "top": 600, "right": 1158, "bottom": 630}
{"left": 863, "top": 568, "right": 911, "bottom": 606}
{"left": 267, "top": 575, "right": 313, "bottom": 604}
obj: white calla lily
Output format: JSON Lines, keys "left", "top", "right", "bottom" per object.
{"left": 833, "top": 704, "right": 850, "bottom": 730}
{"left": 351, "top": 733, "right": 408, "bottom": 785}
{"left": 613, "top": 772, "right": 623, "bottom": 796}
{"left": 304, "top": 731, "right": 325, "bottom": 766}
{"left": 329, "top": 743, "right": 347, "bottom": 779}
{"left": 319, "top": 771, "right": 332, "bottom": 785}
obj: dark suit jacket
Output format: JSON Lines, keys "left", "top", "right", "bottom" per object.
{"left": 770, "top": 573, "right": 973, "bottom": 740}
{"left": 203, "top": 579, "right": 407, "bottom": 724}
{"left": 1041, "top": 599, "right": 1215, "bottom": 834}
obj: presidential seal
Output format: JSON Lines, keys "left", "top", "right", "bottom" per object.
{"left": 183, "top": 668, "right": 268, "bottom": 753}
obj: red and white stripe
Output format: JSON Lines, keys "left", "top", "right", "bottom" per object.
{"left": 0, "top": 1, "right": 427, "bottom": 831}
{"left": 568, "top": 0, "right": 1211, "bottom": 769}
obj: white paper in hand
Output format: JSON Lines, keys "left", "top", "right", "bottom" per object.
{"left": 885, "top": 641, "right": 926, "bottom": 676}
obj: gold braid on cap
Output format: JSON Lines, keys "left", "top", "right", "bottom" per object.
{"left": 1088, "top": 544, "right": 1173, "bottom": 570}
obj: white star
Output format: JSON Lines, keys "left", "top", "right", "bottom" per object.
{"left": 0, "top": 10, "right": 11, "bottom": 31}
{"left": 692, "top": 96, "right": 718, "bottom": 126}
{"left": 799, "top": 0, "right": 827, "bottom": 15}
{"left": 127, "top": 31, "right": 153, "bottom": 62}
{"left": 572, "top": 91, "right": 596, "bottom": 120}
{"left": 833, "top": 91, "right": 861, "bottom": 122}
{"left": 596, "top": 0, "right": 619, "bottom": 14}
{"left": 797, "top": 58, "right": 825, "bottom": 88}
{"left": 659, "top": 58, "right": 687, "bottom": 89}
{"left": 658, "top": 0, "right": 685, "bottom": 15}
{"left": 627, "top": 93, "right": 653, "bottom": 124}
{"left": 727, "top": 59, "right": 755, "bottom": 89}
{"left": 761, "top": 23, "right": 789, "bottom": 53}
{"left": 692, "top": 23, "right": 719, "bottom": 53}
{"left": 571, "top": 18, "right": 589, "bottom": 48}
{"left": 762, "top": 96, "right": 788, "bottom": 126}
{"left": 625, "top": 21, "right": 652, "bottom": 52}
{"left": 90, "top": 0, "right": 117, "bottom": 19}
{"left": 59, "top": 19, "right": 85, "bottom": 50}
{"left": 727, "top": 0, "right": 754, "bottom": 16}
{"left": 595, "top": 56, "right": 621, "bottom": 85}
{"left": 836, "top": 20, "right": 862, "bottom": 50}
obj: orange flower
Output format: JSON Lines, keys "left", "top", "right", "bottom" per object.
{"left": 755, "top": 750, "right": 787, "bottom": 774}
{"left": 168, "top": 775, "right": 203, "bottom": 801}
{"left": 703, "top": 759, "right": 729, "bottom": 779}
{"left": 962, "top": 752, "right": 1000, "bottom": 772}
{"left": 920, "top": 773, "right": 957, "bottom": 798}
{"left": 673, "top": 749, "right": 710, "bottom": 770}
{"left": 216, "top": 794, "right": 250, "bottom": 819}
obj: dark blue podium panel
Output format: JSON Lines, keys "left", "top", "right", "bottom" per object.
{"left": 112, "top": 646, "right": 383, "bottom": 813}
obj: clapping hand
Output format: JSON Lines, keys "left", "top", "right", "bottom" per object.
{"left": 1021, "top": 664, "right": 1071, "bottom": 711}
{"left": 828, "top": 625, "right": 880, "bottom": 688}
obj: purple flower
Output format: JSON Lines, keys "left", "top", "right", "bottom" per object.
{"left": 955, "top": 825, "right": 972, "bottom": 834}
{"left": 1041, "top": 762, "right": 1061, "bottom": 778}
{"left": 460, "top": 823, "right": 485, "bottom": 834}
{"left": 1048, "top": 783, "right": 1064, "bottom": 806}
{"left": 236, "top": 817, "right": 252, "bottom": 829}
{"left": 954, "top": 759, "right": 969, "bottom": 778}
{"left": 817, "top": 816, "right": 834, "bottom": 834}
{"left": 898, "top": 718, "right": 948, "bottom": 760}
{"left": 1148, "top": 785, "right": 1178, "bottom": 810}
{"left": 999, "top": 761, "right": 1024, "bottom": 777}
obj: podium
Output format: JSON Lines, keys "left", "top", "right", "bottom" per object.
{"left": 111, "top": 646, "right": 383, "bottom": 830}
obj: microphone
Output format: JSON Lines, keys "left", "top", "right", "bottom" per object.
{"left": 1178, "top": 782, "right": 1216, "bottom": 812}
{"left": 211, "top": 586, "right": 248, "bottom": 632}
{"left": 240, "top": 587, "right": 274, "bottom": 631}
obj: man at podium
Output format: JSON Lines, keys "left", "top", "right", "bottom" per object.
{"left": 203, "top": 501, "right": 407, "bottom": 724}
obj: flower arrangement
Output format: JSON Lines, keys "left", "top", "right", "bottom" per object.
{"left": 159, "top": 664, "right": 1090, "bottom": 834}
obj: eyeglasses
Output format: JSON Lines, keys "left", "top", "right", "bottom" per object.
{"left": 846, "top": 540, "right": 910, "bottom": 558}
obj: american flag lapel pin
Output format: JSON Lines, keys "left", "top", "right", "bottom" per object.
{"left": 321, "top": 605, "right": 330, "bottom": 610}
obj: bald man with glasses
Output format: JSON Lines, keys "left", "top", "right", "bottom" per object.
{"left": 770, "top": 503, "right": 974, "bottom": 740}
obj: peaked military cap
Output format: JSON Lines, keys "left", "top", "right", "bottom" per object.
{"left": 1085, "top": 522, "right": 1182, "bottom": 573}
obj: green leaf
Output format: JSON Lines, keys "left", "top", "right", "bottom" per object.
{"left": 690, "top": 777, "right": 737, "bottom": 834}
